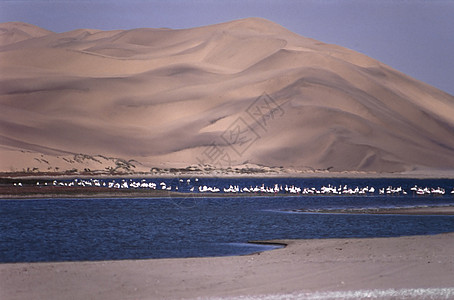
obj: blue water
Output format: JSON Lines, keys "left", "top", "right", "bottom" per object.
{"left": 1, "top": 178, "right": 454, "bottom": 263}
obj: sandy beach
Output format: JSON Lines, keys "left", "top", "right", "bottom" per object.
{"left": 1, "top": 233, "right": 453, "bottom": 299}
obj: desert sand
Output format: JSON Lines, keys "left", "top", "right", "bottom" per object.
{"left": 1, "top": 233, "right": 453, "bottom": 299}
{"left": 1, "top": 18, "right": 454, "bottom": 175}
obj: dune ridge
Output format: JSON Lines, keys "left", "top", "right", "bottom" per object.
{"left": 1, "top": 18, "right": 454, "bottom": 175}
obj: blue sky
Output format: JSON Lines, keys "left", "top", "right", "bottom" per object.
{"left": 1, "top": 0, "right": 453, "bottom": 96}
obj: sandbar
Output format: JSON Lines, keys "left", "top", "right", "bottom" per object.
{"left": 1, "top": 233, "right": 453, "bottom": 299}
{"left": 293, "top": 206, "right": 454, "bottom": 216}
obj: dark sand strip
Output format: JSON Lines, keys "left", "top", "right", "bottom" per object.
{"left": 294, "top": 206, "right": 454, "bottom": 215}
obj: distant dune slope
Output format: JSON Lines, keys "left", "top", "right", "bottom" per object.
{"left": 1, "top": 18, "right": 454, "bottom": 174}
{"left": 0, "top": 22, "right": 54, "bottom": 46}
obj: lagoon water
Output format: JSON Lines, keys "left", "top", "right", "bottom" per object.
{"left": 1, "top": 178, "right": 454, "bottom": 263}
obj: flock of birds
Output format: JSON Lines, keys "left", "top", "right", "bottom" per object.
{"left": 13, "top": 178, "right": 454, "bottom": 196}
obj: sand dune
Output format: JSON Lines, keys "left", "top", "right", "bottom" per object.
{"left": 1, "top": 17, "right": 454, "bottom": 174}
{"left": 0, "top": 22, "right": 53, "bottom": 47}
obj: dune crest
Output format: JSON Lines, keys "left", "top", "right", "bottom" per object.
{"left": 1, "top": 18, "right": 454, "bottom": 175}
{"left": 0, "top": 22, "right": 53, "bottom": 46}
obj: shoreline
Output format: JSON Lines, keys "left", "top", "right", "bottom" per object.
{"left": 2, "top": 174, "right": 454, "bottom": 200}
{"left": 1, "top": 233, "right": 453, "bottom": 299}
